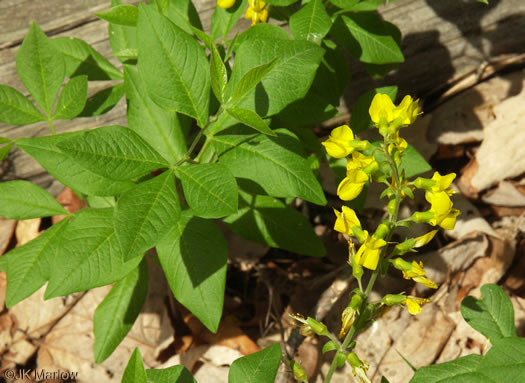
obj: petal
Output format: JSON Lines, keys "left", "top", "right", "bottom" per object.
{"left": 331, "top": 125, "right": 354, "bottom": 141}
{"left": 337, "top": 179, "right": 365, "bottom": 201}
{"left": 369, "top": 93, "right": 395, "bottom": 123}
{"left": 405, "top": 299, "right": 422, "bottom": 315}
{"left": 361, "top": 248, "right": 380, "bottom": 270}
{"left": 413, "top": 230, "right": 438, "bottom": 248}
{"left": 322, "top": 141, "right": 352, "bottom": 158}
{"left": 341, "top": 206, "right": 361, "bottom": 229}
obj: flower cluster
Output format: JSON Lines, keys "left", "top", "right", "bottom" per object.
{"left": 290, "top": 93, "right": 460, "bottom": 382}
{"left": 216, "top": 0, "right": 269, "bottom": 26}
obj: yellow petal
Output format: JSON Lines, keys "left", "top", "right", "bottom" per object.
{"left": 413, "top": 276, "right": 438, "bottom": 289}
{"left": 337, "top": 178, "right": 366, "bottom": 201}
{"left": 322, "top": 141, "right": 352, "bottom": 158}
{"left": 331, "top": 125, "right": 354, "bottom": 141}
{"left": 369, "top": 93, "right": 396, "bottom": 124}
{"left": 405, "top": 298, "right": 421, "bottom": 315}
{"left": 413, "top": 230, "right": 438, "bottom": 248}
{"left": 217, "top": 0, "right": 236, "bottom": 8}
{"left": 361, "top": 248, "right": 380, "bottom": 270}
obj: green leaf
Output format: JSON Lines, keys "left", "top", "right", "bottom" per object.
{"left": 229, "top": 58, "right": 279, "bottom": 107}
{"left": 410, "top": 354, "right": 483, "bottom": 383}
{"left": 97, "top": 5, "right": 139, "bottom": 26}
{"left": 17, "top": 133, "right": 135, "bottom": 196}
{"left": 477, "top": 337, "right": 525, "bottom": 381}
{"left": 53, "top": 37, "right": 123, "bottom": 80}
{"left": 80, "top": 83, "right": 125, "bottom": 117}
{"left": 329, "top": 0, "right": 359, "bottom": 9}
{"left": 125, "top": 66, "right": 187, "bottom": 164}
{"left": 289, "top": 0, "right": 332, "bottom": 44}
{"left": 157, "top": 211, "right": 227, "bottom": 333}
{"left": 52, "top": 75, "right": 88, "bottom": 120}
{"left": 332, "top": 13, "right": 404, "bottom": 64}
{"left": 57, "top": 126, "right": 169, "bottom": 181}
{"left": 0, "top": 137, "right": 11, "bottom": 144}
{"left": 16, "top": 23, "right": 65, "bottom": 116}
{"left": 233, "top": 24, "right": 291, "bottom": 50}
{"left": 210, "top": 0, "right": 247, "bottom": 41}
{"left": 212, "top": 129, "right": 326, "bottom": 205}
{"left": 154, "top": 0, "right": 170, "bottom": 14}
{"left": 146, "top": 365, "right": 196, "bottom": 383}
{"left": 210, "top": 44, "right": 228, "bottom": 104}
{"left": 176, "top": 163, "right": 238, "bottom": 219}
{"left": 94, "top": 260, "right": 148, "bottom": 363}
{"left": 115, "top": 171, "right": 181, "bottom": 261}
{"left": 461, "top": 284, "right": 517, "bottom": 342}
{"left": 225, "top": 108, "right": 276, "bottom": 136}
{"left": 0, "top": 180, "right": 68, "bottom": 219}
{"left": 0, "top": 85, "right": 45, "bottom": 125}
{"left": 228, "top": 343, "right": 282, "bottom": 383}
{"left": 137, "top": 4, "right": 210, "bottom": 127}
{"left": 277, "top": 42, "right": 348, "bottom": 125}
{"left": 265, "top": 0, "right": 298, "bottom": 5}
{"left": 4, "top": 219, "right": 68, "bottom": 307}
{"left": 478, "top": 0, "right": 489, "bottom": 4}
{"left": 114, "top": 48, "right": 138, "bottom": 61}
{"left": 122, "top": 348, "right": 147, "bottom": 383}
{"left": 227, "top": 38, "right": 324, "bottom": 117}
{"left": 45, "top": 208, "right": 142, "bottom": 298}
{"left": 163, "top": 0, "right": 203, "bottom": 36}
{"left": 351, "top": 86, "right": 398, "bottom": 134}
{"left": 340, "top": 0, "right": 384, "bottom": 11}
{"left": 0, "top": 143, "right": 14, "bottom": 162}
{"left": 224, "top": 192, "right": 325, "bottom": 256}
{"left": 108, "top": 1, "right": 137, "bottom": 64}
{"left": 400, "top": 146, "right": 432, "bottom": 178}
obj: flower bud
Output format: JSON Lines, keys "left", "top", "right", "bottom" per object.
{"left": 374, "top": 223, "right": 390, "bottom": 239}
{"left": 382, "top": 293, "right": 406, "bottom": 306}
{"left": 290, "top": 360, "right": 307, "bottom": 382}
{"left": 349, "top": 139, "right": 370, "bottom": 151}
{"left": 413, "top": 177, "right": 436, "bottom": 190}
{"left": 393, "top": 238, "right": 416, "bottom": 256}
{"left": 410, "top": 211, "right": 434, "bottom": 223}
{"left": 306, "top": 317, "right": 328, "bottom": 336}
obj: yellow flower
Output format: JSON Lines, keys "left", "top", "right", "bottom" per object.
{"left": 333, "top": 206, "right": 361, "bottom": 236}
{"left": 428, "top": 171, "right": 456, "bottom": 196}
{"left": 369, "top": 93, "right": 420, "bottom": 127}
{"left": 404, "top": 296, "right": 431, "bottom": 315}
{"left": 354, "top": 231, "right": 387, "bottom": 270}
{"left": 369, "top": 93, "right": 396, "bottom": 124}
{"left": 337, "top": 170, "right": 368, "bottom": 201}
{"left": 322, "top": 125, "right": 355, "bottom": 158}
{"left": 395, "top": 95, "right": 420, "bottom": 125}
{"left": 413, "top": 230, "right": 437, "bottom": 248}
{"left": 426, "top": 191, "right": 460, "bottom": 230}
{"left": 388, "top": 131, "right": 408, "bottom": 155}
{"left": 217, "top": 0, "right": 235, "bottom": 8}
{"left": 392, "top": 258, "right": 438, "bottom": 289}
{"left": 336, "top": 152, "right": 377, "bottom": 201}
{"left": 347, "top": 353, "right": 371, "bottom": 383}
{"left": 245, "top": 0, "right": 268, "bottom": 25}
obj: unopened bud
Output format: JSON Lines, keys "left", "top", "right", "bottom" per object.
{"left": 374, "top": 223, "right": 390, "bottom": 239}
{"left": 410, "top": 211, "right": 434, "bottom": 223}
{"left": 306, "top": 317, "right": 328, "bottom": 336}
{"left": 382, "top": 293, "right": 406, "bottom": 306}
{"left": 290, "top": 360, "right": 307, "bottom": 382}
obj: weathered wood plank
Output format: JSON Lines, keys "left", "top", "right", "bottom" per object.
{"left": 1, "top": 0, "right": 524, "bottom": 193}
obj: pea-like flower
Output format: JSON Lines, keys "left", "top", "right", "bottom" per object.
{"left": 354, "top": 231, "right": 387, "bottom": 270}
{"left": 369, "top": 93, "right": 420, "bottom": 133}
{"left": 404, "top": 296, "right": 431, "bottom": 315}
{"left": 245, "top": 0, "right": 268, "bottom": 26}
{"left": 333, "top": 206, "right": 361, "bottom": 236}
{"left": 426, "top": 191, "right": 460, "bottom": 230}
{"left": 337, "top": 152, "right": 377, "bottom": 201}
{"left": 217, "top": 0, "right": 236, "bottom": 8}
{"left": 347, "top": 352, "right": 371, "bottom": 383}
{"left": 392, "top": 258, "right": 438, "bottom": 289}
{"left": 322, "top": 125, "right": 355, "bottom": 158}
